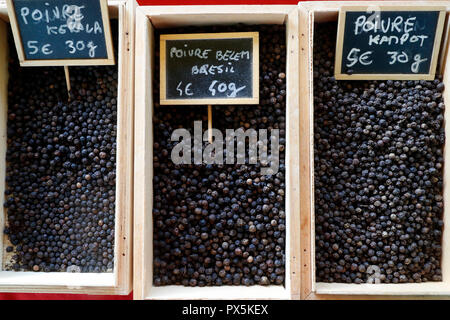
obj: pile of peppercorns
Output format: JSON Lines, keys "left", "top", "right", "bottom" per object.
{"left": 152, "top": 25, "right": 286, "bottom": 286}
{"left": 3, "top": 30, "right": 118, "bottom": 273}
{"left": 314, "top": 23, "right": 445, "bottom": 283}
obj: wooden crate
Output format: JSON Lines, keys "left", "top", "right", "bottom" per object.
{"left": 299, "top": 1, "right": 450, "bottom": 299}
{"left": 0, "top": 0, "right": 134, "bottom": 294}
{"left": 134, "top": 5, "right": 301, "bottom": 300}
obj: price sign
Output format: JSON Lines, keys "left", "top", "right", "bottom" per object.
{"left": 335, "top": 6, "right": 446, "bottom": 80}
{"left": 160, "top": 32, "right": 259, "bottom": 105}
{"left": 7, "top": 0, "right": 114, "bottom": 66}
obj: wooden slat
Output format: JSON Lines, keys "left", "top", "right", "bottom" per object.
{"left": 141, "top": 5, "right": 295, "bottom": 28}
{"left": 301, "top": 1, "right": 450, "bottom": 12}
{"left": 298, "top": 5, "right": 314, "bottom": 301}
{"left": 307, "top": 292, "right": 450, "bottom": 300}
{"left": 133, "top": 7, "right": 154, "bottom": 301}
{"left": 148, "top": 285, "right": 289, "bottom": 300}
{"left": 286, "top": 7, "right": 301, "bottom": 300}
{"left": 113, "top": 0, "right": 135, "bottom": 295}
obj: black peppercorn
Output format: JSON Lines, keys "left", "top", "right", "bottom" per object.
{"left": 152, "top": 24, "right": 286, "bottom": 287}
{"left": 314, "top": 22, "right": 444, "bottom": 284}
{"left": 3, "top": 23, "right": 119, "bottom": 273}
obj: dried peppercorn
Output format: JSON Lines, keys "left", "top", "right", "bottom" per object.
{"left": 314, "top": 23, "right": 444, "bottom": 284}
{"left": 152, "top": 24, "right": 287, "bottom": 286}
{"left": 3, "top": 24, "right": 119, "bottom": 273}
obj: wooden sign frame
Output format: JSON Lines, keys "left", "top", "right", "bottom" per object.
{"left": 6, "top": 0, "right": 115, "bottom": 66}
{"left": 335, "top": 5, "right": 446, "bottom": 80}
{"left": 160, "top": 32, "right": 259, "bottom": 105}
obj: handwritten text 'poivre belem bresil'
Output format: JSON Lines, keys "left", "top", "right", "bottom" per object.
{"left": 169, "top": 44, "right": 251, "bottom": 98}
{"left": 347, "top": 15, "right": 431, "bottom": 73}
{"left": 19, "top": 3, "right": 103, "bottom": 57}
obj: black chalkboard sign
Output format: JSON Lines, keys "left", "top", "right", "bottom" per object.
{"left": 160, "top": 32, "right": 259, "bottom": 105}
{"left": 7, "top": 0, "right": 114, "bottom": 66}
{"left": 335, "top": 6, "right": 446, "bottom": 80}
